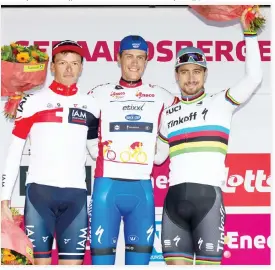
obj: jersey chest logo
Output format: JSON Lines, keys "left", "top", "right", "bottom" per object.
{"left": 168, "top": 108, "right": 208, "bottom": 128}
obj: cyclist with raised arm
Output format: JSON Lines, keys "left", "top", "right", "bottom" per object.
{"left": 155, "top": 8, "right": 263, "bottom": 265}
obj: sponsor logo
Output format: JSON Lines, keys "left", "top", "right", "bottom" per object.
{"left": 128, "top": 235, "right": 139, "bottom": 243}
{"left": 150, "top": 220, "right": 164, "bottom": 262}
{"left": 23, "top": 64, "right": 45, "bottom": 72}
{"left": 168, "top": 113, "right": 197, "bottom": 127}
{"left": 222, "top": 214, "right": 270, "bottom": 265}
{"left": 25, "top": 225, "right": 36, "bottom": 248}
{"left": 2, "top": 174, "right": 6, "bottom": 187}
{"left": 95, "top": 226, "right": 104, "bottom": 244}
{"left": 132, "top": 42, "right": 141, "bottom": 49}
{"left": 149, "top": 214, "right": 271, "bottom": 265}
{"left": 17, "top": 95, "right": 30, "bottom": 113}
{"left": 206, "top": 243, "right": 214, "bottom": 252}
{"left": 110, "top": 122, "right": 153, "bottom": 133}
{"left": 167, "top": 108, "right": 208, "bottom": 127}
{"left": 152, "top": 154, "right": 270, "bottom": 208}
{"left": 163, "top": 239, "right": 171, "bottom": 247}
{"left": 136, "top": 90, "right": 155, "bottom": 99}
{"left": 125, "top": 114, "right": 141, "bottom": 121}
{"left": 198, "top": 237, "right": 203, "bottom": 250}
{"left": 112, "top": 237, "right": 117, "bottom": 244}
{"left": 173, "top": 235, "right": 180, "bottom": 247}
{"left": 68, "top": 108, "right": 95, "bottom": 127}
{"left": 125, "top": 245, "right": 135, "bottom": 251}
{"left": 166, "top": 105, "right": 181, "bottom": 115}
{"left": 110, "top": 91, "right": 125, "bottom": 99}
{"left": 217, "top": 205, "right": 226, "bottom": 252}
{"left": 147, "top": 225, "right": 154, "bottom": 242}
{"left": 16, "top": 40, "right": 271, "bottom": 63}
{"left": 122, "top": 103, "right": 145, "bottom": 111}
{"left": 64, "top": 239, "right": 71, "bottom": 244}
{"left": 77, "top": 228, "right": 87, "bottom": 250}
{"left": 115, "top": 85, "right": 124, "bottom": 90}
{"left": 42, "top": 236, "right": 49, "bottom": 242}
{"left": 222, "top": 154, "right": 270, "bottom": 207}
{"left": 69, "top": 108, "right": 87, "bottom": 125}
{"left": 226, "top": 232, "right": 271, "bottom": 250}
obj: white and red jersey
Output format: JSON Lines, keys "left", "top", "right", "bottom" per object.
{"left": 1, "top": 81, "right": 99, "bottom": 201}
{"left": 88, "top": 79, "right": 179, "bottom": 180}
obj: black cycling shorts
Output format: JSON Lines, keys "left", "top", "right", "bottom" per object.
{"left": 161, "top": 182, "right": 226, "bottom": 265}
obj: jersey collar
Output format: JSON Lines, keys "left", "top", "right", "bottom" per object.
{"left": 49, "top": 80, "right": 78, "bottom": 96}
{"left": 119, "top": 77, "right": 142, "bottom": 88}
{"left": 181, "top": 89, "right": 206, "bottom": 104}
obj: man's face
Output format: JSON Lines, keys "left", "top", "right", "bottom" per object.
{"left": 117, "top": 50, "right": 147, "bottom": 81}
{"left": 176, "top": 64, "right": 206, "bottom": 96}
{"left": 50, "top": 52, "right": 83, "bottom": 86}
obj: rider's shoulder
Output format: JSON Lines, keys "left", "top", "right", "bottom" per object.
{"left": 87, "top": 82, "right": 112, "bottom": 95}
{"left": 162, "top": 101, "right": 182, "bottom": 117}
{"left": 146, "top": 83, "right": 171, "bottom": 93}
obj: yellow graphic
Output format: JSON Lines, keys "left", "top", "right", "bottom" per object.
{"left": 224, "top": 235, "right": 230, "bottom": 245}
{"left": 24, "top": 63, "right": 45, "bottom": 72}
{"left": 120, "top": 142, "right": 147, "bottom": 164}
{"left": 26, "top": 246, "right": 33, "bottom": 257}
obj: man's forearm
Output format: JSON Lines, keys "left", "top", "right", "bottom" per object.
{"left": 1, "top": 135, "right": 26, "bottom": 201}
{"left": 87, "top": 138, "right": 99, "bottom": 160}
{"left": 226, "top": 32, "right": 263, "bottom": 104}
{"left": 1, "top": 200, "right": 10, "bottom": 207}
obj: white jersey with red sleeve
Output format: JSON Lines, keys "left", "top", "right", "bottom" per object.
{"left": 88, "top": 79, "right": 179, "bottom": 180}
{"left": 1, "top": 81, "right": 100, "bottom": 201}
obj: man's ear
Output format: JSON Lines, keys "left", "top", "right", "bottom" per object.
{"left": 204, "top": 69, "right": 208, "bottom": 82}
{"left": 117, "top": 53, "right": 121, "bottom": 67}
{"left": 50, "top": 62, "right": 55, "bottom": 76}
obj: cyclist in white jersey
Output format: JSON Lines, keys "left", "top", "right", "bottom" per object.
{"left": 154, "top": 8, "right": 263, "bottom": 265}
{"left": 1, "top": 41, "right": 100, "bottom": 265}
{"left": 87, "top": 35, "right": 179, "bottom": 265}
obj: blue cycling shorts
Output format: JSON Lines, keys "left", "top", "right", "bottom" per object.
{"left": 24, "top": 183, "right": 88, "bottom": 260}
{"left": 89, "top": 177, "right": 155, "bottom": 265}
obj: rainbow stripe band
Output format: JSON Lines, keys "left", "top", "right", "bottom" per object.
{"left": 159, "top": 133, "right": 168, "bottom": 143}
{"left": 168, "top": 125, "right": 229, "bottom": 157}
{"left": 244, "top": 31, "right": 257, "bottom": 37}
{"left": 196, "top": 254, "right": 222, "bottom": 265}
{"left": 163, "top": 252, "right": 194, "bottom": 263}
{"left": 181, "top": 92, "right": 206, "bottom": 104}
{"left": 163, "top": 252, "right": 222, "bottom": 265}
{"left": 225, "top": 89, "right": 241, "bottom": 106}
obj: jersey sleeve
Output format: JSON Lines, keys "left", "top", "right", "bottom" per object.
{"left": 86, "top": 86, "right": 104, "bottom": 160}
{"left": 161, "top": 87, "right": 180, "bottom": 109}
{"left": 1, "top": 95, "right": 35, "bottom": 201}
{"left": 154, "top": 111, "right": 170, "bottom": 165}
{"left": 12, "top": 94, "right": 36, "bottom": 139}
{"left": 86, "top": 96, "right": 100, "bottom": 141}
{"left": 87, "top": 82, "right": 110, "bottom": 100}
{"left": 223, "top": 32, "right": 263, "bottom": 111}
